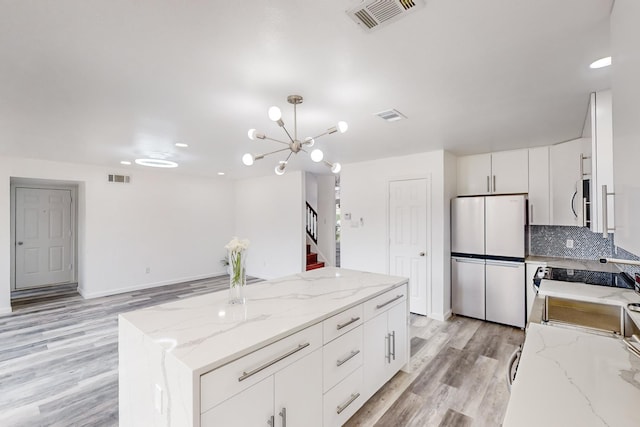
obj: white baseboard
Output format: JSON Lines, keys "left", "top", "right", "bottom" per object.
{"left": 429, "top": 310, "right": 452, "bottom": 322}
{"left": 0, "top": 305, "right": 12, "bottom": 315}
{"left": 77, "top": 272, "right": 227, "bottom": 299}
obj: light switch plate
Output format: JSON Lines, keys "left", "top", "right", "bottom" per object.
{"left": 566, "top": 239, "right": 574, "bottom": 249}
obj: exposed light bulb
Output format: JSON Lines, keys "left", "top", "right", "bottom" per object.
{"left": 310, "top": 149, "right": 324, "bottom": 162}
{"left": 268, "top": 106, "right": 282, "bottom": 121}
{"left": 331, "top": 162, "right": 342, "bottom": 174}
{"left": 242, "top": 153, "right": 254, "bottom": 166}
{"left": 337, "top": 121, "right": 349, "bottom": 133}
{"left": 248, "top": 129, "right": 257, "bottom": 140}
{"left": 304, "top": 137, "right": 315, "bottom": 147}
{"left": 589, "top": 56, "right": 611, "bottom": 69}
{"left": 275, "top": 163, "right": 286, "bottom": 175}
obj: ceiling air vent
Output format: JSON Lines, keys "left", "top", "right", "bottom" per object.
{"left": 108, "top": 174, "right": 131, "bottom": 184}
{"left": 347, "top": 0, "right": 425, "bottom": 32}
{"left": 375, "top": 109, "right": 407, "bottom": 122}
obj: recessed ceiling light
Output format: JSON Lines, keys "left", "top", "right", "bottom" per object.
{"left": 175, "top": 142, "right": 189, "bottom": 148}
{"left": 217, "top": 172, "right": 225, "bottom": 176}
{"left": 135, "top": 159, "right": 179, "bottom": 168}
{"left": 590, "top": 56, "right": 611, "bottom": 69}
{"left": 120, "top": 161, "right": 131, "bottom": 165}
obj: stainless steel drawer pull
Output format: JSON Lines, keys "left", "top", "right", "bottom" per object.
{"left": 336, "top": 350, "right": 360, "bottom": 367}
{"left": 336, "top": 317, "right": 360, "bottom": 330}
{"left": 376, "top": 294, "right": 403, "bottom": 309}
{"left": 238, "top": 342, "right": 310, "bottom": 382}
{"left": 385, "top": 333, "right": 391, "bottom": 363}
{"left": 267, "top": 415, "right": 274, "bottom": 427}
{"left": 279, "top": 407, "right": 287, "bottom": 427}
{"left": 390, "top": 331, "right": 396, "bottom": 361}
{"left": 336, "top": 393, "right": 361, "bottom": 414}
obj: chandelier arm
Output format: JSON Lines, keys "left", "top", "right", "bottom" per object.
{"left": 281, "top": 125, "right": 296, "bottom": 144}
{"left": 284, "top": 150, "right": 294, "bottom": 163}
{"left": 255, "top": 147, "right": 291, "bottom": 160}
{"left": 312, "top": 130, "right": 331, "bottom": 140}
{"left": 262, "top": 136, "right": 290, "bottom": 145}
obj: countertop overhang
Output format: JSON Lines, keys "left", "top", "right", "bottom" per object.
{"left": 119, "top": 267, "right": 408, "bottom": 376}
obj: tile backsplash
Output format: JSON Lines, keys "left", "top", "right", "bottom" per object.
{"left": 529, "top": 225, "right": 640, "bottom": 275}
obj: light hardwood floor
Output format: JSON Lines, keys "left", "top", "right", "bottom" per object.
{"left": 0, "top": 278, "right": 523, "bottom": 426}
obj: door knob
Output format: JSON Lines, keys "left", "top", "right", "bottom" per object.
{"left": 17, "top": 241, "right": 23, "bottom": 246}
{"left": 419, "top": 252, "right": 426, "bottom": 257}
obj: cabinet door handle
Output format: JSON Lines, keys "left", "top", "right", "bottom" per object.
{"left": 385, "top": 333, "right": 391, "bottom": 363}
{"left": 238, "top": 343, "right": 310, "bottom": 382}
{"left": 390, "top": 331, "right": 396, "bottom": 361}
{"left": 376, "top": 294, "right": 403, "bottom": 310}
{"left": 529, "top": 204, "right": 533, "bottom": 224}
{"left": 267, "top": 415, "right": 274, "bottom": 427}
{"left": 336, "top": 317, "right": 360, "bottom": 330}
{"left": 336, "top": 393, "right": 361, "bottom": 414}
{"left": 336, "top": 349, "right": 360, "bottom": 367}
{"left": 279, "top": 407, "right": 287, "bottom": 427}
{"left": 487, "top": 176, "right": 490, "bottom": 193}
{"left": 492, "top": 175, "right": 496, "bottom": 193}
{"left": 602, "top": 185, "right": 616, "bottom": 238}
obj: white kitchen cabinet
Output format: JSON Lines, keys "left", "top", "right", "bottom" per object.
{"left": 457, "top": 149, "right": 528, "bottom": 196}
{"left": 363, "top": 294, "right": 407, "bottom": 399}
{"left": 457, "top": 153, "right": 491, "bottom": 195}
{"left": 528, "top": 146, "right": 550, "bottom": 225}
{"left": 611, "top": 1, "right": 640, "bottom": 256}
{"left": 549, "top": 138, "right": 588, "bottom": 226}
{"left": 202, "top": 349, "right": 322, "bottom": 427}
{"left": 586, "top": 90, "right": 615, "bottom": 235}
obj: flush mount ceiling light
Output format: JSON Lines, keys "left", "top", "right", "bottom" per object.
{"left": 120, "top": 160, "right": 131, "bottom": 165}
{"left": 243, "top": 95, "right": 346, "bottom": 175}
{"left": 175, "top": 142, "right": 189, "bottom": 148}
{"left": 134, "top": 158, "right": 179, "bottom": 168}
{"left": 590, "top": 56, "right": 611, "bottom": 69}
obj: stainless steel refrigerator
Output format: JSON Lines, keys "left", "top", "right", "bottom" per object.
{"left": 451, "top": 195, "right": 527, "bottom": 328}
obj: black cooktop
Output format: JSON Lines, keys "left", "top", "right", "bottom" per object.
{"left": 534, "top": 267, "right": 636, "bottom": 289}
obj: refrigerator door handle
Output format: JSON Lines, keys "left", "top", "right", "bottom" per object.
{"left": 485, "top": 260, "right": 522, "bottom": 268}
{"left": 452, "top": 257, "right": 485, "bottom": 265}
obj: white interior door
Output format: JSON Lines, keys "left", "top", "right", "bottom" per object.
{"left": 389, "top": 179, "right": 429, "bottom": 315}
{"left": 15, "top": 188, "right": 73, "bottom": 289}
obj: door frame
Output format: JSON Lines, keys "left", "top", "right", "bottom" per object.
{"left": 10, "top": 178, "right": 79, "bottom": 291}
{"left": 386, "top": 175, "right": 432, "bottom": 316}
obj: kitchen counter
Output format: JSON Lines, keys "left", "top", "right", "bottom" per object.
{"left": 525, "top": 255, "right": 619, "bottom": 273}
{"left": 503, "top": 322, "right": 640, "bottom": 427}
{"left": 119, "top": 267, "right": 409, "bottom": 426}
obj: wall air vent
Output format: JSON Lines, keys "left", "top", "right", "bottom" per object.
{"left": 108, "top": 174, "right": 131, "bottom": 183}
{"left": 347, "top": 0, "right": 425, "bottom": 32}
{"left": 374, "top": 109, "right": 407, "bottom": 122}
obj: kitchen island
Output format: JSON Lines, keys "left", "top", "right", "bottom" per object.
{"left": 503, "top": 279, "right": 640, "bottom": 426}
{"left": 119, "top": 267, "right": 409, "bottom": 427}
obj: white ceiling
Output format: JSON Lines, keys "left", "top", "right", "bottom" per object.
{"left": 0, "top": 0, "right": 613, "bottom": 179}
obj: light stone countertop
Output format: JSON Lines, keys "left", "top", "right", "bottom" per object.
{"left": 119, "top": 267, "right": 407, "bottom": 376}
{"left": 503, "top": 322, "right": 640, "bottom": 427}
{"left": 504, "top": 280, "right": 640, "bottom": 426}
{"left": 525, "top": 255, "right": 620, "bottom": 273}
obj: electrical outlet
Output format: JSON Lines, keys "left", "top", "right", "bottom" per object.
{"left": 566, "top": 239, "right": 574, "bottom": 249}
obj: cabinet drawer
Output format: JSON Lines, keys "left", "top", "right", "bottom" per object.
{"left": 323, "top": 325, "right": 363, "bottom": 393}
{"left": 200, "top": 323, "right": 322, "bottom": 414}
{"left": 363, "top": 285, "right": 407, "bottom": 321}
{"left": 323, "top": 304, "right": 363, "bottom": 344}
{"left": 323, "top": 366, "right": 364, "bottom": 427}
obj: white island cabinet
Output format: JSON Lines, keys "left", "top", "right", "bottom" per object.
{"left": 119, "top": 268, "right": 409, "bottom": 427}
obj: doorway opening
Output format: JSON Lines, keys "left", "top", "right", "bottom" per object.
{"left": 10, "top": 178, "right": 79, "bottom": 301}
{"left": 335, "top": 175, "right": 341, "bottom": 267}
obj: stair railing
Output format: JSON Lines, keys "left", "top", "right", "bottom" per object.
{"left": 306, "top": 202, "right": 318, "bottom": 244}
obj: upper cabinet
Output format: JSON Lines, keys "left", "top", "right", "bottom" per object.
{"left": 549, "top": 138, "right": 589, "bottom": 227}
{"left": 611, "top": 1, "right": 640, "bottom": 255}
{"left": 584, "top": 90, "right": 615, "bottom": 235}
{"left": 528, "top": 146, "right": 550, "bottom": 225}
{"left": 457, "top": 149, "right": 528, "bottom": 196}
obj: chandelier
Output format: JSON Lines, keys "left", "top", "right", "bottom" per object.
{"left": 242, "top": 95, "right": 347, "bottom": 175}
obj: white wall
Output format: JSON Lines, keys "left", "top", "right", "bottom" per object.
{"left": 317, "top": 175, "right": 336, "bottom": 267}
{"left": 0, "top": 156, "right": 235, "bottom": 312}
{"left": 304, "top": 173, "right": 318, "bottom": 211}
{"left": 611, "top": 0, "right": 640, "bottom": 257}
{"left": 234, "top": 171, "right": 304, "bottom": 280}
{"left": 340, "top": 150, "right": 456, "bottom": 320}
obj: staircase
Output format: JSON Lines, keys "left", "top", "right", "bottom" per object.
{"left": 306, "top": 244, "right": 325, "bottom": 271}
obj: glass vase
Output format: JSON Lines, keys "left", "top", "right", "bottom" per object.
{"left": 228, "top": 249, "right": 246, "bottom": 304}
